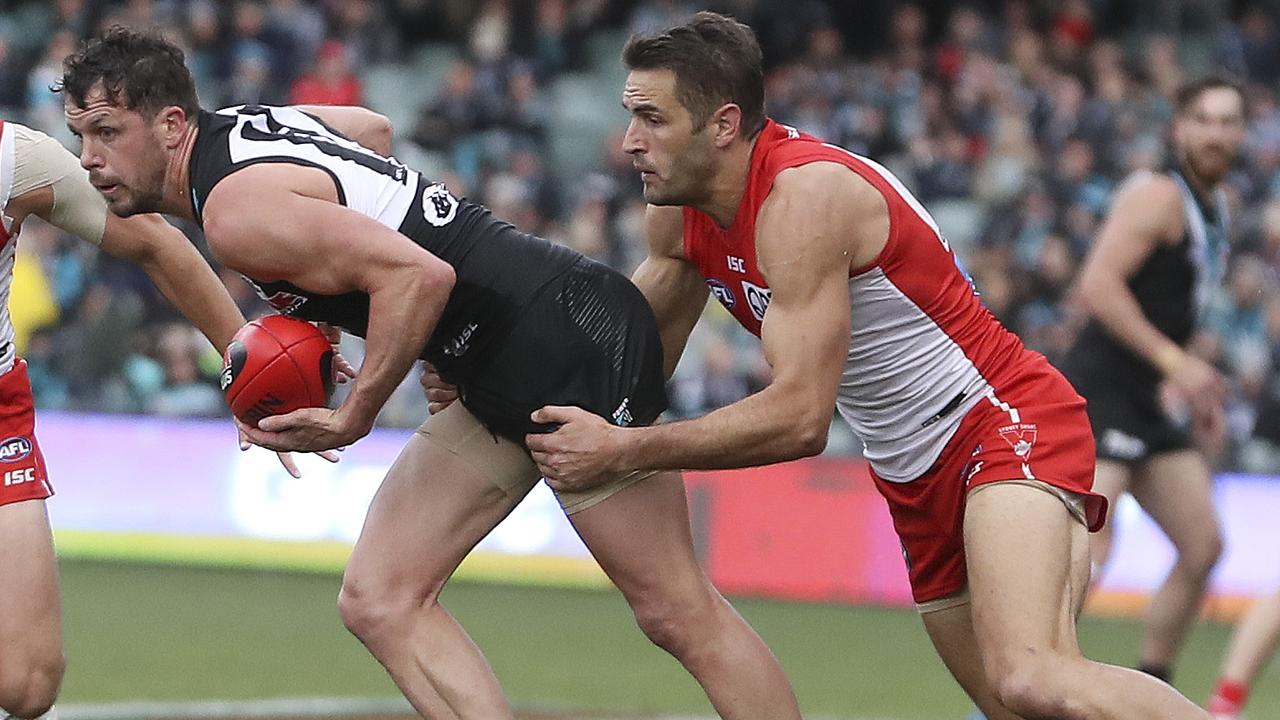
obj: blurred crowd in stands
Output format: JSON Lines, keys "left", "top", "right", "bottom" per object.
{"left": 7, "top": 0, "right": 1280, "bottom": 471}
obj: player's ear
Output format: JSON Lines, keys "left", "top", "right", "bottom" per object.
{"left": 712, "top": 103, "right": 741, "bottom": 148}
{"left": 158, "top": 106, "right": 189, "bottom": 147}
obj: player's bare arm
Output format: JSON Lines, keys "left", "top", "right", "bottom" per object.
{"left": 293, "top": 105, "right": 394, "bottom": 156}
{"left": 203, "top": 163, "right": 455, "bottom": 452}
{"left": 4, "top": 164, "right": 244, "bottom": 353}
{"left": 630, "top": 205, "right": 708, "bottom": 378}
{"left": 527, "top": 162, "right": 882, "bottom": 489}
{"left": 1078, "top": 171, "right": 1224, "bottom": 409}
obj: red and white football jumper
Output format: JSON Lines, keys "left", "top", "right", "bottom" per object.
{"left": 682, "top": 120, "right": 1105, "bottom": 602}
{"left": 0, "top": 119, "right": 54, "bottom": 507}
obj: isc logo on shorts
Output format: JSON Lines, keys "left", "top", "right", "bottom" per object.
{"left": 0, "top": 436, "right": 32, "bottom": 463}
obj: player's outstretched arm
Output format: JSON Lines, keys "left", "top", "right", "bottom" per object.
{"left": 528, "top": 163, "right": 878, "bottom": 486}
{"left": 98, "top": 213, "right": 246, "bottom": 351}
{"left": 294, "top": 105, "right": 394, "bottom": 156}
{"left": 4, "top": 135, "right": 245, "bottom": 352}
{"left": 630, "top": 205, "right": 708, "bottom": 378}
{"left": 205, "top": 163, "right": 454, "bottom": 452}
{"left": 1077, "top": 172, "right": 1223, "bottom": 408}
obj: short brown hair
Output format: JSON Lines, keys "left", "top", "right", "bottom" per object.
{"left": 1174, "top": 74, "right": 1244, "bottom": 116}
{"left": 623, "top": 11, "right": 766, "bottom": 137}
{"left": 55, "top": 25, "right": 200, "bottom": 118}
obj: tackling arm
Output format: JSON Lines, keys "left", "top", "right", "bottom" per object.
{"left": 629, "top": 205, "right": 708, "bottom": 378}
{"left": 614, "top": 163, "right": 878, "bottom": 470}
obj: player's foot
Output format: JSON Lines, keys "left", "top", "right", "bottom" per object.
{"left": 1209, "top": 678, "right": 1246, "bottom": 719}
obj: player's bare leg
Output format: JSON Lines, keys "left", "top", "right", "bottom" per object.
{"left": 1086, "top": 459, "right": 1132, "bottom": 584}
{"left": 966, "top": 482, "right": 1210, "bottom": 719}
{"left": 0, "top": 499, "right": 63, "bottom": 719}
{"left": 922, "top": 601, "right": 1024, "bottom": 720}
{"left": 1208, "top": 586, "right": 1280, "bottom": 718}
{"left": 570, "top": 471, "right": 802, "bottom": 720}
{"left": 339, "top": 430, "right": 528, "bottom": 719}
{"left": 1128, "top": 450, "right": 1222, "bottom": 678}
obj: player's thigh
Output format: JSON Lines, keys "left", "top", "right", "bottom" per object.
{"left": 1130, "top": 449, "right": 1221, "bottom": 558}
{"left": 0, "top": 498, "right": 62, "bottom": 660}
{"left": 1089, "top": 459, "right": 1131, "bottom": 555}
{"left": 965, "top": 483, "right": 1087, "bottom": 662}
{"left": 345, "top": 403, "right": 539, "bottom": 592}
{"left": 569, "top": 470, "right": 709, "bottom": 601}
{"left": 920, "top": 600, "right": 1024, "bottom": 720}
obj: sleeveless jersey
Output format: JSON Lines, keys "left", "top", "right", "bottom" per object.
{"left": 0, "top": 121, "right": 18, "bottom": 375}
{"left": 1064, "top": 168, "right": 1229, "bottom": 389}
{"left": 683, "top": 119, "right": 1037, "bottom": 483}
{"left": 187, "top": 105, "right": 579, "bottom": 383}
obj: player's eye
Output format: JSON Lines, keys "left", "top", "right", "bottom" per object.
{"left": 98, "top": 127, "right": 117, "bottom": 141}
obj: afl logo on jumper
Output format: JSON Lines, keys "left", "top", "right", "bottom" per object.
{"left": 741, "top": 280, "right": 772, "bottom": 322}
{"left": 0, "top": 436, "right": 33, "bottom": 463}
{"left": 423, "top": 183, "right": 459, "bottom": 227}
{"left": 707, "top": 279, "right": 736, "bottom": 309}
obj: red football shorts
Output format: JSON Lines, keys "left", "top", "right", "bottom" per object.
{"left": 0, "top": 359, "right": 53, "bottom": 507}
{"left": 871, "top": 360, "right": 1106, "bottom": 604}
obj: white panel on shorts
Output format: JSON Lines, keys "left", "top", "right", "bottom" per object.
{"left": 837, "top": 269, "right": 990, "bottom": 483}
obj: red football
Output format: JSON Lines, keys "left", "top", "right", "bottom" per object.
{"left": 221, "top": 315, "right": 334, "bottom": 426}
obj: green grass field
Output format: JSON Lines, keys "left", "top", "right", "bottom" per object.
{"left": 57, "top": 560, "right": 1280, "bottom": 719}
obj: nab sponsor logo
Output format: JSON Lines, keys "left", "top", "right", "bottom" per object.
{"left": 243, "top": 277, "right": 308, "bottom": 314}
{"left": 741, "top": 280, "right": 772, "bottom": 322}
{"left": 707, "top": 279, "right": 736, "bottom": 309}
{"left": 423, "top": 183, "right": 459, "bottom": 227}
{"left": 0, "top": 436, "right": 32, "bottom": 463}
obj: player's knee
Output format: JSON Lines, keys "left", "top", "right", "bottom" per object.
{"left": 630, "top": 591, "right": 716, "bottom": 658}
{"left": 0, "top": 651, "right": 64, "bottom": 719}
{"left": 337, "top": 576, "right": 431, "bottom": 643}
{"left": 987, "top": 651, "right": 1082, "bottom": 719}
{"left": 1179, "top": 528, "right": 1223, "bottom": 577}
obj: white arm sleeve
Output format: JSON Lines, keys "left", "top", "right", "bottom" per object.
{"left": 11, "top": 123, "right": 107, "bottom": 244}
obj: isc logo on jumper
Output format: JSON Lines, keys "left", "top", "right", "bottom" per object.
{"left": 741, "top": 280, "right": 772, "bottom": 322}
{"left": 0, "top": 436, "right": 32, "bottom": 463}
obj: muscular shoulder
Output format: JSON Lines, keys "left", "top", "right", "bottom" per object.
{"left": 1109, "top": 170, "right": 1184, "bottom": 244}
{"left": 760, "top": 161, "right": 887, "bottom": 270}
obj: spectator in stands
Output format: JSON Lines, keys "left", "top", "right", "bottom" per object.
{"left": 289, "top": 39, "right": 363, "bottom": 107}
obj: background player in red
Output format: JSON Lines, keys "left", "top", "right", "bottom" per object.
{"left": 1206, "top": 584, "right": 1280, "bottom": 718}
{"left": 0, "top": 121, "right": 245, "bottom": 718}
{"left": 521, "top": 13, "right": 1213, "bottom": 720}
{"left": 1060, "top": 78, "right": 1244, "bottom": 685}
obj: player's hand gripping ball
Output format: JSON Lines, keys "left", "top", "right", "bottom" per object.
{"left": 221, "top": 315, "right": 335, "bottom": 426}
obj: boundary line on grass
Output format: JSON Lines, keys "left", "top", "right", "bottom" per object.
{"left": 56, "top": 697, "right": 897, "bottom": 720}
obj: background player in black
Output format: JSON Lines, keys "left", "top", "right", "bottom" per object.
{"left": 1061, "top": 76, "right": 1246, "bottom": 684}
{"left": 58, "top": 27, "right": 801, "bottom": 720}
